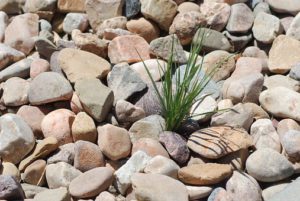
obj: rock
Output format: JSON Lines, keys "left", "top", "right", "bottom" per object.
{"left": 124, "top": 0, "right": 140, "bottom": 19}
{"left": 95, "top": 191, "right": 116, "bottom": 201}
{"left": 188, "top": 126, "right": 253, "bottom": 159}
{"left": 2, "top": 77, "right": 29, "bottom": 106}
{"left": 21, "top": 183, "right": 47, "bottom": 199}
{"left": 108, "top": 35, "right": 150, "bottom": 64}
{"left": 85, "top": 0, "right": 124, "bottom": 31}
{"left": 0, "top": 43, "right": 25, "bottom": 70}
{"left": 226, "top": 3, "right": 254, "bottom": 33}
{"left": 69, "top": 167, "right": 114, "bottom": 198}
{"left": 115, "top": 100, "right": 145, "bottom": 125}
{"left": 178, "top": 163, "right": 232, "bottom": 185}
{"left": 0, "top": 162, "right": 20, "bottom": 181}
{"left": 74, "top": 78, "right": 114, "bottom": 122}
{"left": 226, "top": 171, "right": 262, "bottom": 201}
{"left": 223, "top": 31, "right": 253, "bottom": 52}
{"left": 187, "top": 186, "right": 213, "bottom": 200}
{"left": 0, "top": 11, "right": 7, "bottom": 42}
{"left": 190, "top": 96, "right": 217, "bottom": 122}
{"left": 96, "top": 16, "right": 127, "bottom": 37}
{"left": 107, "top": 63, "right": 147, "bottom": 102}
{"left": 264, "top": 75, "right": 300, "bottom": 92}
{"left": 0, "top": 114, "right": 35, "bottom": 164}
{"left": 33, "top": 187, "right": 71, "bottom": 201}
{"left": 252, "top": 12, "right": 283, "bottom": 44}
{"left": 45, "top": 162, "right": 81, "bottom": 189}
{"left": 114, "top": 151, "right": 152, "bottom": 195}
{"left": 132, "top": 138, "right": 169, "bottom": 158}
{"left": 144, "top": 155, "right": 179, "bottom": 178}
{"left": 277, "top": 119, "right": 300, "bottom": 138}
{"left": 268, "top": 35, "right": 300, "bottom": 74}
{"left": 286, "top": 13, "right": 300, "bottom": 41}
{"left": 131, "top": 173, "right": 189, "bottom": 201}
{"left": 63, "top": 13, "right": 88, "bottom": 34}
{"left": 41, "top": 109, "right": 75, "bottom": 146}
{"left": 266, "top": 0, "right": 300, "bottom": 15}
{"left": 289, "top": 63, "right": 300, "bottom": 81}
{"left": 178, "top": 2, "right": 199, "bottom": 13}
{"left": 246, "top": 148, "right": 294, "bottom": 182}
{"left": 74, "top": 140, "right": 105, "bottom": 172}
{"left": 30, "top": 59, "right": 50, "bottom": 79}
{"left": 262, "top": 183, "right": 289, "bottom": 201}
{"left": 140, "top": 0, "right": 177, "bottom": 31}
{"left": 169, "top": 11, "right": 206, "bottom": 45}
{"left": 129, "top": 115, "right": 166, "bottom": 143}
{"left": 159, "top": 131, "right": 190, "bottom": 164}
{"left": 280, "top": 130, "right": 300, "bottom": 162}
{"left": 193, "top": 28, "right": 233, "bottom": 52}
{"left": 23, "top": 0, "right": 56, "bottom": 13}
{"left": 207, "top": 187, "right": 228, "bottom": 201}
{"left": 211, "top": 103, "right": 254, "bottom": 131}
{"left": 126, "top": 17, "right": 159, "bottom": 43}
{"left": 28, "top": 72, "right": 73, "bottom": 105}
{"left": 250, "top": 119, "right": 281, "bottom": 152}
{"left": 97, "top": 124, "right": 131, "bottom": 161}
{"left": 34, "top": 36, "right": 57, "bottom": 60}
{"left": 253, "top": 2, "right": 271, "bottom": 16}
{"left": 259, "top": 87, "right": 300, "bottom": 121}
{"left": 57, "top": 48, "right": 110, "bottom": 84}
{"left": 0, "top": 175, "right": 24, "bottom": 200}
{"left": 266, "top": 178, "right": 300, "bottom": 201}
{"left": 103, "top": 28, "right": 133, "bottom": 40}
{"left": 218, "top": 149, "right": 249, "bottom": 170}
{"left": 150, "top": 34, "right": 187, "bottom": 64}
{"left": 71, "top": 112, "right": 97, "bottom": 143}
{"left": 47, "top": 143, "right": 75, "bottom": 165}
{"left": 200, "top": 2, "right": 230, "bottom": 31}
{"left": 22, "top": 160, "right": 46, "bottom": 186}
{"left": 57, "top": 0, "right": 86, "bottom": 13}
{"left": 19, "top": 137, "right": 59, "bottom": 172}
{"left": 17, "top": 105, "right": 47, "bottom": 139}
{"left": 281, "top": 16, "right": 294, "bottom": 33}
{"left": 70, "top": 92, "right": 84, "bottom": 114}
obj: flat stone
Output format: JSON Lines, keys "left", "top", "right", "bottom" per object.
{"left": 33, "top": 187, "right": 71, "bottom": 201}
{"left": 28, "top": 72, "right": 73, "bottom": 105}
{"left": 144, "top": 155, "right": 179, "bottom": 178}
{"left": 178, "top": 163, "right": 232, "bottom": 185}
{"left": 57, "top": 48, "right": 111, "bottom": 84}
{"left": 63, "top": 13, "right": 88, "bottom": 34}
{"left": 187, "top": 126, "right": 253, "bottom": 159}
{"left": 266, "top": 0, "right": 300, "bottom": 15}
{"left": 71, "top": 112, "right": 97, "bottom": 143}
{"left": 0, "top": 114, "right": 35, "bottom": 164}
{"left": 0, "top": 175, "right": 24, "bottom": 200}
{"left": 246, "top": 148, "right": 294, "bottom": 182}
{"left": 74, "top": 78, "right": 114, "bottom": 122}
{"left": 22, "top": 160, "right": 46, "bottom": 186}
{"left": 57, "top": 0, "right": 86, "bottom": 13}
{"left": 69, "top": 167, "right": 114, "bottom": 199}
{"left": 0, "top": 43, "right": 25, "bottom": 70}
{"left": 2, "top": 77, "right": 29, "bottom": 106}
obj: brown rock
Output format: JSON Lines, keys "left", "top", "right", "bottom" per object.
{"left": 58, "top": 0, "right": 86, "bottom": 13}
{"left": 71, "top": 112, "right": 97, "bottom": 143}
{"left": 115, "top": 100, "right": 146, "bottom": 126}
{"left": 132, "top": 138, "right": 169, "bottom": 158}
{"left": 22, "top": 160, "right": 46, "bottom": 186}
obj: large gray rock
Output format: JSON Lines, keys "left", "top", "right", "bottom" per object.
{"left": 0, "top": 114, "right": 35, "bottom": 164}
{"left": 266, "top": 177, "right": 300, "bottom": 201}
{"left": 0, "top": 175, "right": 24, "bottom": 200}
{"left": 74, "top": 78, "right": 114, "bottom": 122}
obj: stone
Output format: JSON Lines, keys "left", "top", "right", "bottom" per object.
{"left": 207, "top": 187, "right": 228, "bottom": 201}
{"left": 47, "top": 143, "right": 75, "bottom": 165}
{"left": 30, "top": 59, "right": 50, "bottom": 79}
{"left": 63, "top": 13, "right": 88, "bottom": 34}
{"left": 127, "top": 17, "right": 159, "bottom": 43}
{"left": 103, "top": 28, "right": 133, "bottom": 40}
{"left": 226, "top": 3, "right": 254, "bottom": 34}
{"left": 266, "top": 178, "right": 300, "bottom": 201}
{"left": 58, "top": 48, "right": 110, "bottom": 84}
{"left": 186, "top": 186, "right": 213, "bottom": 200}
{"left": 211, "top": 103, "right": 254, "bottom": 131}
{"left": 0, "top": 43, "right": 25, "bottom": 70}
{"left": 22, "top": 160, "right": 46, "bottom": 186}
{"left": 69, "top": 167, "right": 114, "bottom": 198}
{"left": 140, "top": 0, "right": 177, "bottom": 31}
{"left": 268, "top": 35, "right": 300, "bottom": 74}
{"left": 132, "top": 138, "right": 169, "bottom": 158}
{"left": 277, "top": 119, "right": 300, "bottom": 138}
{"left": 115, "top": 100, "right": 145, "bottom": 125}
{"left": 250, "top": 119, "right": 281, "bottom": 152}
{"left": 193, "top": 28, "right": 233, "bottom": 52}
{"left": 224, "top": 31, "right": 253, "bottom": 52}
{"left": 74, "top": 140, "right": 105, "bottom": 172}
{"left": 33, "top": 187, "right": 71, "bottom": 201}
{"left": 280, "top": 130, "right": 300, "bottom": 162}
{"left": 28, "top": 72, "right": 73, "bottom": 105}
{"left": 19, "top": 137, "right": 58, "bottom": 172}
{"left": 169, "top": 11, "right": 206, "bottom": 45}
{"left": 246, "top": 148, "right": 294, "bottom": 182}
{"left": 178, "top": 163, "right": 232, "bottom": 185}
{"left": 253, "top": 2, "right": 271, "bottom": 16}
{"left": 95, "top": 191, "right": 116, "bottom": 201}
{"left": 287, "top": 13, "right": 300, "bottom": 41}
{"left": 46, "top": 162, "right": 81, "bottom": 189}
{"left": 70, "top": 92, "right": 84, "bottom": 114}
{"left": 188, "top": 126, "right": 253, "bottom": 159}
{"left": 253, "top": 12, "right": 283, "bottom": 44}
{"left": 266, "top": 0, "right": 300, "bottom": 15}
{"left": 226, "top": 171, "right": 262, "bottom": 201}
{"left": 23, "top": 0, "right": 56, "bottom": 13}
{"left": 264, "top": 75, "right": 300, "bottom": 92}
{"left": 71, "top": 112, "right": 97, "bottom": 143}
{"left": 290, "top": 63, "right": 300, "bottom": 81}
{"left": 21, "top": 183, "right": 47, "bottom": 199}
{"left": 159, "top": 131, "right": 190, "bottom": 164}
{"left": 0, "top": 11, "right": 8, "bottom": 42}
{"left": 200, "top": 2, "right": 231, "bottom": 31}
{"left": 74, "top": 78, "right": 114, "bottom": 122}
{"left": 218, "top": 149, "right": 249, "bottom": 170}
{"left": 144, "top": 155, "right": 179, "bottom": 178}
{"left": 2, "top": 77, "right": 29, "bottom": 106}
{"left": 107, "top": 63, "right": 147, "bottom": 102}
{"left": 262, "top": 183, "right": 289, "bottom": 201}
{"left": 41, "top": 109, "right": 75, "bottom": 146}
{"left": 97, "top": 124, "right": 131, "bottom": 160}
{"left": 71, "top": 29, "right": 108, "bottom": 58}
{"left": 114, "top": 151, "right": 152, "bottom": 195}
{"left": 5, "top": 13, "right": 39, "bottom": 55}
{"left": 0, "top": 175, "right": 24, "bottom": 200}
{"left": 108, "top": 35, "right": 150, "bottom": 64}
{"left": 178, "top": 2, "right": 199, "bottom": 13}
{"left": 129, "top": 115, "right": 166, "bottom": 143}
{"left": 34, "top": 36, "right": 57, "bottom": 60}
{"left": 281, "top": 17, "right": 294, "bottom": 33}
{"left": 190, "top": 96, "right": 217, "bottom": 122}
{"left": 124, "top": 0, "right": 140, "bottom": 19}
{"left": 0, "top": 162, "right": 20, "bottom": 181}
{"left": 0, "top": 114, "right": 35, "bottom": 164}
{"left": 17, "top": 105, "right": 47, "bottom": 139}
{"left": 85, "top": 0, "right": 124, "bottom": 31}
{"left": 259, "top": 87, "right": 300, "bottom": 121}
{"left": 96, "top": 16, "right": 127, "bottom": 37}
{"left": 57, "top": 0, "right": 85, "bottom": 12}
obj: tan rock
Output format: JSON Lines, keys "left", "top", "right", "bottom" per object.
{"left": 96, "top": 16, "right": 127, "bottom": 38}
{"left": 0, "top": 162, "right": 20, "bottom": 181}
{"left": 115, "top": 100, "right": 145, "bottom": 125}
{"left": 57, "top": 0, "right": 86, "bottom": 13}
{"left": 177, "top": 2, "right": 200, "bottom": 13}
{"left": 132, "top": 138, "right": 169, "bottom": 158}
{"left": 22, "top": 160, "right": 46, "bottom": 186}
{"left": 71, "top": 112, "right": 97, "bottom": 143}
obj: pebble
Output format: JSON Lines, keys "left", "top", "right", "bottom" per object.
{"left": 2, "top": 77, "right": 29, "bottom": 106}
{"left": 132, "top": 138, "right": 169, "bottom": 158}
{"left": 57, "top": 0, "right": 86, "bottom": 13}
{"left": 63, "top": 13, "right": 88, "bottom": 34}
{"left": 0, "top": 43, "right": 25, "bottom": 70}
{"left": 30, "top": 59, "right": 50, "bottom": 79}
{"left": 71, "top": 112, "right": 97, "bottom": 143}
{"left": 246, "top": 148, "right": 294, "bottom": 182}
{"left": 33, "top": 187, "right": 71, "bottom": 201}
{"left": 0, "top": 175, "right": 24, "bottom": 200}
{"left": 144, "top": 155, "right": 180, "bottom": 178}
{"left": 22, "top": 160, "right": 46, "bottom": 186}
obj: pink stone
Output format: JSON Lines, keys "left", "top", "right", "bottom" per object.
{"left": 132, "top": 138, "right": 169, "bottom": 158}
{"left": 30, "top": 59, "right": 50, "bottom": 79}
